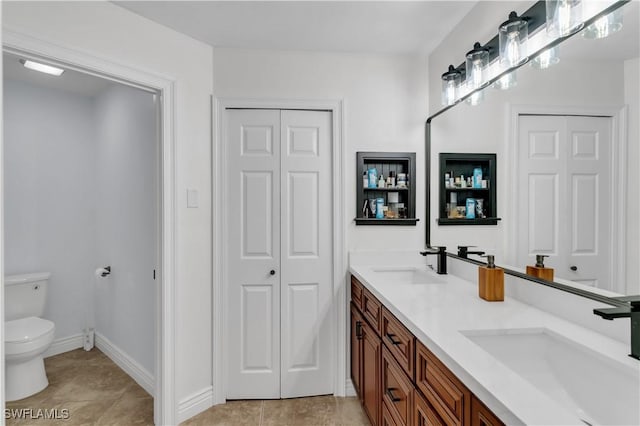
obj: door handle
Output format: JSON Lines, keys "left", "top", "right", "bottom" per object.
{"left": 270, "top": 270, "right": 276, "bottom": 276}
{"left": 355, "top": 321, "right": 363, "bottom": 340}
{"left": 386, "top": 388, "right": 402, "bottom": 402}
{"left": 570, "top": 266, "right": 578, "bottom": 271}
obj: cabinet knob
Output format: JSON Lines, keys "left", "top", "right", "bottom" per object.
{"left": 570, "top": 266, "right": 578, "bottom": 272}
{"left": 270, "top": 270, "right": 276, "bottom": 276}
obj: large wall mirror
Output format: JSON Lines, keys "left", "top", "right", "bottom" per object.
{"left": 428, "top": 0, "right": 639, "bottom": 296}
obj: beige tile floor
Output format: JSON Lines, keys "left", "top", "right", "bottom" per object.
{"left": 181, "top": 396, "right": 370, "bottom": 426}
{"left": 6, "top": 348, "right": 369, "bottom": 426}
{"left": 6, "top": 348, "right": 153, "bottom": 426}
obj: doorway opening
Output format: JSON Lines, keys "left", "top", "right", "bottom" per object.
{"left": 2, "top": 44, "right": 174, "bottom": 424}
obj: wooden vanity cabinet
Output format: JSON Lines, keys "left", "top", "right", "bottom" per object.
{"left": 350, "top": 274, "right": 503, "bottom": 426}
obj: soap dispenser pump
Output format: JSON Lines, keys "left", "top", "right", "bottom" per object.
{"left": 526, "top": 255, "right": 554, "bottom": 281}
{"left": 478, "top": 255, "right": 504, "bottom": 302}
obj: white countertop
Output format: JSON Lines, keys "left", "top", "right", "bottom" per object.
{"left": 349, "top": 251, "right": 640, "bottom": 426}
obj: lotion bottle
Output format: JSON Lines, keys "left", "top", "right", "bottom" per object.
{"left": 526, "top": 255, "right": 554, "bottom": 281}
{"left": 478, "top": 255, "right": 504, "bottom": 302}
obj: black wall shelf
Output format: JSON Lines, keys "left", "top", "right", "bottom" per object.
{"left": 356, "top": 151, "right": 417, "bottom": 225}
{"left": 438, "top": 153, "right": 499, "bottom": 225}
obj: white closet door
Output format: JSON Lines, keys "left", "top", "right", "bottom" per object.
{"left": 226, "top": 109, "right": 281, "bottom": 398}
{"left": 225, "top": 109, "right": 333, "bottom": 399}
{"left": 280, "top": 110, "right": 333, "bottom": 398}
{"left": 517, "top": 115, "right": 611, "bottom": 289}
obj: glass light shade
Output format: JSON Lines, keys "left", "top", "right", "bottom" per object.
{"left": 441, "top": 65, "right": 461, "bottom": 106}
{"left": 531, "top": 45, "right": 560, "bottom": 69}
{"left": 582, "top": 9, "right": 623, "bottom": 39}
{"left": 494, "top": 71, "right": 517, "bottom": 90}
{"left": 465, "top": 42, "right": 490, "bottom": 91}
{"left": 546, "top": 0, "right": 583, "bottom": 38}
{"left": 466, "top": 90, "right": 484, "bottom": 106}
{"left": 499, "top": 12, "right": 529, "bottom": 68}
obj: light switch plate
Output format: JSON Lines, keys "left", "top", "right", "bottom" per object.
{"left": 187, "top": 189, "right": 199, "bottom": 208}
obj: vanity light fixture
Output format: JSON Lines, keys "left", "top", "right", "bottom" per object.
{"left": 546, "top": 0, "right": 584, "bottom": 38}
{"left": 19, "top": 59, "right": 65, "bottom": 76}
{"left": 582, "top": 8, "right": 623, "bottom": 39}
{"left": 499, "top": 11, "right": 529, "bottom": 68}
{"left": 441, "top": 65, "right": 461, "bottom": 106}
{"left": 531, "top": 45, "right": 560, "bottom": 69}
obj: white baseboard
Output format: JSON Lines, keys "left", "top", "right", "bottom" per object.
{"left": 177, "top": 386, "right": 215, "bottom": 424}
{"left": 95, "top": 332, "right": 154, "bottom": 396}
{"left": 345, "top": 379, "right": 356, "bottom": 397}
{"left": 44, "top": 333, "right": 84, "bottom": 358}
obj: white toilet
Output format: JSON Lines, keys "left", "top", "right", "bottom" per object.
{"left": 4, "top": 272, "right": 55, "bottom": 401}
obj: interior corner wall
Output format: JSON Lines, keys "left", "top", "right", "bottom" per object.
{"left": 213, "top": 48, "right": 429, "bottom": 252}
{"left": 2, "top": 0, "right": 215, "bottom": 411}
{"left": 3, "top": 79, "right": 97, "bottom": 339}
{"left": 94, "top": 84, "right": 157, "bottom": 376}
{"left": 624, "top": 57, "right": 639, "bottom": 295}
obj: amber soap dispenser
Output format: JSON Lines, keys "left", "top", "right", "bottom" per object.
{"left": 479, "top": 255, "right": 504, "bottom": 302}
{"left": 526, "top": 255, "right": 554, "bottom": 281}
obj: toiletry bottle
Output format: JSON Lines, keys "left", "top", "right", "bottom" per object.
{"left": 478, "top": 255, "right": 504, "bottom": 302}
{"left": 368, "top": 168, "right": 377, "bottom": 188}
{"left": 375, "top": 198, "right": 384, "bottom": 219}
{"left": 378, "top": 174, "right": 385, "bottom": 188}
{"left": 363, "top": 171, "right": 368, "bottom": 189}
{"left": 526, "top": 255, "right": 554, "bottom": 281}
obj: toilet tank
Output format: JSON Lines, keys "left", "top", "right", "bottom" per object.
{"left": 4, "top": 272, "right": 51, "bottom": 321}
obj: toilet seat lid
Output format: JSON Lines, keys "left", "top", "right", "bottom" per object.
{"left": 5, "top": 317, "right": 55, "bottom": 343}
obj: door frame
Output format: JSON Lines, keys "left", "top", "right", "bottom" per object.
{"left": 212, "top": 97, "right": 346, "bottom": 403}
{"left": 508, "top": 104, "right": 628, "bottom": 293}
{"left": 1, "top": 30, "right": 177, "bottom": 424}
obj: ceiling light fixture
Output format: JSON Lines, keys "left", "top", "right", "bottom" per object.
{"left": 19, "top": 59, "right": 65, "bottom": 76}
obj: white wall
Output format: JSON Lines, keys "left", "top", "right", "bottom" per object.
{"left": 94, "top": 84, "right": 157, "bottom": 376}
{"left": 4, "top": 79, "right": 97, "bottom": 339}
{"left": 624, "top": 57, "right": 639, "bottom": 295}
{"left": 427, "top": 1, "right": 636, "bottom": 288}
{"left": 3, "top": 1, "right": 214, "bottom": 418}
{"left": 213, "top": 48, "right": 429, "bottom": 251}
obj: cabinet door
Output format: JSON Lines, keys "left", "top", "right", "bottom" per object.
{"left": 382, "top": 402, "right": 400, "bottom": 426}
{"left": 382, "top": 346, "right": 414, "bottom": 426}
{"left": 350, "top": 303, "right": 364, "bottom": 398}
{"left": 362, "top": 319, "right": 382, "bottom": 426}
{"left": 471, "top": 396, "right": 504, "bottom": 426}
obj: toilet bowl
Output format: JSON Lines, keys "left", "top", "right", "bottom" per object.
{"left": 5, "top": 317, "right": 55, "bottom": 401}
{"left": 4, "top": 273, "right": 55, "bottom": 401}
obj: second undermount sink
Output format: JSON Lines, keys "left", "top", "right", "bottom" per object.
{"left": 370, "top": 266, "right": 446, "bottom": 285}
{"left": 461, "top": 328, "right": 640, "bottom": 425}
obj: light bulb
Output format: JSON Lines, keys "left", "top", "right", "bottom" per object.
{"left": 505, "top": 32, "right": 521, "bottom": 67}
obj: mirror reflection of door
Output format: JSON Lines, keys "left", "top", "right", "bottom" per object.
{"left": 516, "top": 114, "right": 614, "bottom": 290}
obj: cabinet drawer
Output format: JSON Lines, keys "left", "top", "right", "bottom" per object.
{"left": 382, "top": 307, "right": 415, "bottom": 380}
{"left": 414, "top": 390, "right": 456, "bottom": 426}
{"left": 362, "top": 288, "right": 382, "bottom": 336}
{"left": 383, "top": 401, "right": 400, "bottom": 426}
{"left": 351, "top": 275, "right": 364, "bottom": 310}
{"left": 416, "top": 342, "right": 470, "bottom": 426}
{"left": 382, "top": 346, "right": 414, "bottom": 426}
{"left": 471, "top": 396, "right": 504, "bottom": 426}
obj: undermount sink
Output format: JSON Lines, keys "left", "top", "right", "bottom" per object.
{"left": 461, "top": 328, "right": 640, "bottom": 425}
{"left": 370, "top": 266, "right": 445, "bottom": 285}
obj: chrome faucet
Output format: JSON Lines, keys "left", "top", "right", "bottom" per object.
{"left": 457, "top": 245, "right": 485, "bottom": 259}
{"left": 594, "top": 296, "right": 640, "bottom": 360}
{"left": 420, "top": 246, "right": 447, "bottom": 275}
